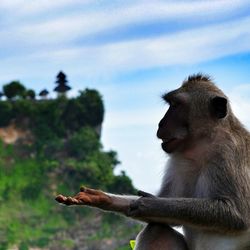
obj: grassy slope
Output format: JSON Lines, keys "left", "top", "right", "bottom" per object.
{"left": 0, "top": 90, "right": 142, "bottom": 250}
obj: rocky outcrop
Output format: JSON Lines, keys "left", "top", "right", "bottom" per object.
{"left": 0, "top": 124, "right": 32, "bottom": 144}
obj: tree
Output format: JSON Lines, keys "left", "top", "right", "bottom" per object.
{"left": 26, "top": 89, "right": 36, "bottom": 100}
{"left": 67, "top": 127, "right": 101, "bottom": 160}
{"left": 3, "top": 81, "right": 26, "bottom": 100}
{"left": 0, "top": 101, "right": 13, "bottom": 126}
{"left": 77, "top": 89, "right": 104, "bottom": 126}
{"left": 108, "top": 171, "right": 136, "bottom": 194}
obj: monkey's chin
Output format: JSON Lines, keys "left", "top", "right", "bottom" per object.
{"left": 161, "top": 139, "right": 181, "bottom": 153}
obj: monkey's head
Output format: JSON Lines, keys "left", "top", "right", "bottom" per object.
{"left": 157, "top": 74, "right": 230, "bottom": 154}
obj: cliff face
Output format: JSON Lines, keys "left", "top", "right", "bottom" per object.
{"left": 0, "top": 88, "right": 138, "bottom": 250}
{"left": 0, "top": 123, "right": 102, "bottom": 145}
{"left": 0, "top": 124, "right": 32, "bottom": 144}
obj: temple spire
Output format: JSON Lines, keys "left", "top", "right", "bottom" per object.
{"left": 54, "top": 71, "right": 71, "bottom": 97}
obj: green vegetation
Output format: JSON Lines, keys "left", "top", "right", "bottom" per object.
{"left": 3, "top": 81, "right": 26, "bottom": 100}
{"left": 0, "top": 80, "right": 139, "bottom": 249}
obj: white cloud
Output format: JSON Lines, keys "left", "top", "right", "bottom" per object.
{"left": 5, "top": 15, "right": 249, "bottom": 77}
{"left": 0, "top": 0, "right": 250, "bottom": 194}
{"left": 1, "top": 0, "right": 249, "bottom": 47}
{"left": 2, "top": 0, "right": 248, "bottom": 21}
{"left": 104, "top": 109, "right": 161, "bottom": 128}
{"left": 0, "top": 0, "right": 249, "bottom": 81}
{"left": 0, "top": 0, "right": 92, "bottom": 13}
{"left": 227, "top": 84, "right": 250, "bottom": 129}
{"left": 102, "top": 121, "right": 166, "bottom": 193}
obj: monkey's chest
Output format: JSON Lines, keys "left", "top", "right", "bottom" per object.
{"left": 166, "top": 158, "right": 207, "bottom": 198}
{"left": 168, "top": 172, "right": 206, "bottom": 198}
{"left": 168, "top": 180, "right": 194, "bottom": 198}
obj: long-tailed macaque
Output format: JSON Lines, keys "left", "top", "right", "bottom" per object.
{"left": 56, "top": 74, "right": 250, "bottom": 250}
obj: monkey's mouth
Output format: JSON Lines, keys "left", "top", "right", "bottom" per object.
{"left": 162, "top": 138, "right": 179, "bottom": 145}
{"left": 161, "top": 138, "right": 181, "bottom": 153}
{"left": 162, "top": 138, "right": 177, "bottom": 143}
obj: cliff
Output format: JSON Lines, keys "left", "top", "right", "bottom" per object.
{"left": 0, "top": 124, "right": 31, "bottom": 144}
{"left": 0, "top": 87, "right": 140, "bottom": 250}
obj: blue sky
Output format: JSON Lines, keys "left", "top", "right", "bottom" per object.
{"left": 0, "top": 0, "right": 250, "bottom": 193}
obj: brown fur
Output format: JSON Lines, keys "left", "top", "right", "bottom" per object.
{"left": 56, "top": 74, "right": 250, "bottom": 250}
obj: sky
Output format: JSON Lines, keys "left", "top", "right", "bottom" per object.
{"left": 0, "top": 0, "right": 250, "bottom": 193}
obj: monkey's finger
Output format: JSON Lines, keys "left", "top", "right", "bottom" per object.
{"left": 55, "top": 195, "right": 79, "bottom": 206}
{"left": 55, "top": 194, "right": 67, "bottom": 203}
{"left": 63, "top": 196, "right": 81, "bottom": 206}
{"left": 137, "top": 190, "right": 155, "bottom": 198}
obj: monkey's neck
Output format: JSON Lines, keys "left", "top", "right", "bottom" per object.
{"left": 178, "top": 136, "right": 214, "bottom": 162}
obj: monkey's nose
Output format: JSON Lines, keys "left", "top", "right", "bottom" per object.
{"left": 156, "top": 128, "right": 164, "bottom": 139}
{"left": 158, "top": 119, "right": 164, "bottom": 128}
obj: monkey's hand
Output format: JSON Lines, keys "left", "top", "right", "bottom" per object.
{"left": 55, "top": 187, "right": 112, "bottom": 209}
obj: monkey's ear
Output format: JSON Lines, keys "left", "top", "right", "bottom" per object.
{"left": 210, "top": 96, "right": 228, "bottom": 119}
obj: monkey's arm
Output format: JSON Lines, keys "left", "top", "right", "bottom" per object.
{"left": 55, "top": 187, "right": 139, "bottom": 215}
{"left": 128, "top": 196, "right": 248, "bottom": 232}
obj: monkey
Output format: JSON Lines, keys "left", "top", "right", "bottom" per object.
{"left": 56, "top": 74, "right": 250, "bottom": 250}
